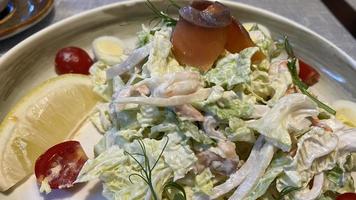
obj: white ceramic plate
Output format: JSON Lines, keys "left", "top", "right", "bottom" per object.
{"left": 0, "top": 0, "right": 356, "bottom": 199}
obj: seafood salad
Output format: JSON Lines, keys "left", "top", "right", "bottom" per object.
{"left": 1, "top": 1, "right": 356, "bottom": 200}
{"left": 72, "top": 1, "right": 356, "bottom": 199}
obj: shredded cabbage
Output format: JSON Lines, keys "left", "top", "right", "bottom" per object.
{"left": 77, "top": 20, "right": 356, "bottom": 200}
{"left": 204, "top": 47, "right": 258, "bottom": 89}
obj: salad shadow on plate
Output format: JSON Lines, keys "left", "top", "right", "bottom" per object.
{"left": 41, "top": 182, "right": 105, "bottom": 200}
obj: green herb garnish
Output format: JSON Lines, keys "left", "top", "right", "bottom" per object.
{"left": 277, "top": 186, "right": 300, "bottom": 200}
{"left": 167, "top": 0, "right": 181, "bottom": 9}
{"left": 146, "top": 0, "right": 178, "bottom": 26}
{"left": 318, "top": 112, "right": 331, "bottom": 120}
{"left": 124, "top": 137, "right": 169, "bottom": 200}
{"left": 284, "top": 36, "right": 295, "bottom": 58}
{"left": 163, "top": 181, "right": 187, "bottom": 200}
{"left": 284, "top": 37, "right": 336, "bottom": 115}
{"left": 250, "top": 23, "right": 260, "bottom": 31}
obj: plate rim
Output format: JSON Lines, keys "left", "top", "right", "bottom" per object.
{"left": 0, "top": 0, "right": 355, "bottom": 69}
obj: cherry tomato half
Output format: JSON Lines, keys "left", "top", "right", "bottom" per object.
{"left": 34, "top": 141, "right": 88, "bottom": 189}
{"left": 55, "top": 47, "right": 93, "bottom": 75}
{"left": 336, "top": 193, "right": 356, "bottom": 200}
{"left": 299, "top": 60, "right": 320, "bottom": 86}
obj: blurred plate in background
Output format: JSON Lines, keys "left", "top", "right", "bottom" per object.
{"left": 0, "top": 0, "right": 54, "bottom": 40}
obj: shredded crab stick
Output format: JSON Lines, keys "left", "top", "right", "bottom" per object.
{"left": 174, "top": 104, "right": 204, "bottom": 121}
{"left": 293, "top": 173, "right": 324, "bottom": 200}
{"left": 336, "top": 128, "right": 356, "bottom": 152}
{"left": 113, "top": 88, "right": 212, "bottom": 107}
{"left": 203, "top": 116, "right": 227, "bottom": 140}
{"left": 133, "top": 71, "right": 201, "bottom": 92}
{"left": 212, "top": 136, "right": 264, "bottom": 198}
{"left": 153, "top": 79, "right": 202, "bottom": 97}
{"left": 228, "top": 141, "right": 275, "bottom": 200}
{"left": 106, "top": 43, "right": 152, "bottom": 79}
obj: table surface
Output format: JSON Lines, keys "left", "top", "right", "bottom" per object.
{"left": 0, "top": 0, "right": 355, "bottom": 60}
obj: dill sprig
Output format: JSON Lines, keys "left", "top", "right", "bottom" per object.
{"left": 124, "top": 137, "right": 169, "bottom": 200}
{"left": 167, "top": 0, "right": 181, "bottom": 9}
{"left": 284, "top": 37, "right": 336, "bottom": 115}
{"left": 146, "top": 0, "right": 178, "bottom": 27}
{"left": 163, "top": 181, "right": 187, "bottom": 200}
{"left": 284, "top": 37, "right": 295, "bottom": 59}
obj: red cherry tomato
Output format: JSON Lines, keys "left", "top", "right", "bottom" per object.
{"left": 34, "top": 141, "right": 88, "bottom": 189}
{"left": 55, "top": 47, "right": 93, "bottom": 75}
{"left": 299, "top": 60, "right": 320, "bottom": 86}
{"left": 336, "top": 193, "right": 356, "bottom": 200}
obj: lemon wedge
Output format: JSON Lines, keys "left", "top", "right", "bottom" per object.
{"left": 0, "top": 74, "right": 101, "bottom": 191}
{"left": 92, "top": 36, "right": 125, "bottom": 65}
{"left": 333, "top": 100, "right": 356, "bottom": 127}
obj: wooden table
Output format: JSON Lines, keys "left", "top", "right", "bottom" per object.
{"left": 0, "top": 0, "right": 355, "bottom": 59}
